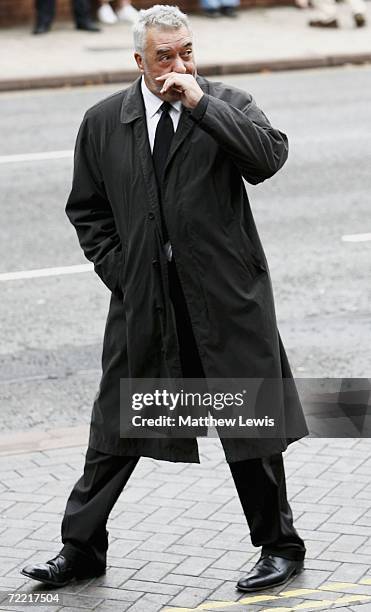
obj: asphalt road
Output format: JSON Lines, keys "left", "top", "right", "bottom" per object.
{"left": 0, "top": 66, "right": 370, "bottom": 432}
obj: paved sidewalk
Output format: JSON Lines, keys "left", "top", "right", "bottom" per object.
{"left": 0, "top": 434, "right": 371, "bottom": 612}
{"left": 1, "top": 5, "right": 371, "bottom": 91}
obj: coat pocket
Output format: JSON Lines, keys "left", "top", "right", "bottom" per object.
{"left": 239, "top": 225, "right": 267, "bottom": 275}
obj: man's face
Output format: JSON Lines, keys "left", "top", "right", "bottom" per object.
{"left": 134, "top": 26, "right": 196, "bottom": 102}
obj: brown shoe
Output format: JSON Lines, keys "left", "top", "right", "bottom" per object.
{"left": 309, "top": 18, "right": 339, "bottom": 27}
{"left": 354, "top": 13, "right": 366, "bottom": 27}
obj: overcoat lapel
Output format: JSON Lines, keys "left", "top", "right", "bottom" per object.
{"left": 164, "top": 109, "right": 195, "bottom": 176}
{"left": 164, "top": 76, "right": 210, "bottom": 176}
{"left": 133, "top": 119, "right": 163, "bottom": 228}
{"left": 120, "top": 77, "right": 163, "bottom": 239}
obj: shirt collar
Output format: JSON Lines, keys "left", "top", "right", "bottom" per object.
{"left": 141, "top": 76, "right": 182, "bottom": 117}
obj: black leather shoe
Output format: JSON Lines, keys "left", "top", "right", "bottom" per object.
{"left": 236, "top": 554, "right": 304, "bottom": 592}
{"left": 21, "top": 553, "right": 105, "bottom": 587}
{"left": 32, "top": 23, "right": 51, "bottom": 35}
{"left": 309, "top": 18, "right": 339, "bottom": 27}
{"left": 76, "top": 20, "right": 101, "bottom": 32}
{"left": 354, "top": 12, "right": 366, "bottom": 27}
{"left": 202, "top": 9, "right": 222, "bottom": 17}
{"left": 220, "top": 6, "right": 238, "bottom": 17}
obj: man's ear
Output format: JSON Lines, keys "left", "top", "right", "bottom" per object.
{"left": 134, "top": 52, "right": 144, "bottom": 73}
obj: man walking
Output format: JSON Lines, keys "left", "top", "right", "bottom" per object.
{"left": 33, "top": 0, "right": 100, "bottom": 34}
{"left": 22, "top": 5, "right": 308, "bottom": 592}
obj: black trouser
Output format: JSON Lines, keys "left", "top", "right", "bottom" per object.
{"left": 35, "top": 0, "right": 92, "bottom": 27}
{"left": 61, "top": 257, "right": 305, "bottom": 568}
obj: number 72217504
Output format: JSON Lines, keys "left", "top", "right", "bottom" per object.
{"left": 7, "top": 592, "right": 60, "bottom": 603}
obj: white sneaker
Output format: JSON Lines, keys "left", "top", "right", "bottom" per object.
{"left": 116, "top": 4, "right": 139, "bottom": 23}
{"left": 97, "top": 3, "right": 118, "bottom": 24}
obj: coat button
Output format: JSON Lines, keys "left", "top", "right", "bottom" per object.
{"left": 148, "top": 212, "right": 155, "bottom": 220}
{"left": 152, "top": 259, "right": 159, "bottom": 267}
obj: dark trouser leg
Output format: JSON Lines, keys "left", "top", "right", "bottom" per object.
{"left": 229, "top": 453, "right": 306, "bottom": 561}
{"left": 72, "top": 0, "right": 92, "bottom": 24}
{"left": 61, "top": 446, "right": 139, "bottom": 569}
{"left": 35, "top": 0, "right": 55, "bottom": 26}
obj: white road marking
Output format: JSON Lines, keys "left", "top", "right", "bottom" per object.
{"left": 342, "top": 232, "right": 371, "bottom": 242}
{"left": 0, "top": 150, "right": 73, "bottom": 164}
{"left": 0, "top": 263, "right": 93, "bottom": 282}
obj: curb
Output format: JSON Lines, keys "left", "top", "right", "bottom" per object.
{"left": 1, "top": 53, "right": 371, "bottom": 92}
{"left": 0, "top": 425, "right": 89, "bottom": 455}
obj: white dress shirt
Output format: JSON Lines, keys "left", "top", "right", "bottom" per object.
{"left": 141, "top": 76, "right": 182, "bottom": 153}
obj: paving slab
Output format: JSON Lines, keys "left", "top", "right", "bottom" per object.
{"left": 0, "top": 437, "right": 371, "bottom": 611}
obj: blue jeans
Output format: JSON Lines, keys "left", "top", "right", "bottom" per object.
{"left": 200, "top": 0, "right": 239, "bottom": 9}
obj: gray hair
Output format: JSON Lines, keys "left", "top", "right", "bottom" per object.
{"left": 133, "top": 5, "right": 191, "bottom": 55}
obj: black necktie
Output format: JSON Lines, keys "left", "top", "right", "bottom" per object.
{"left": 152, "top": 102, "right": 174, "bottom": 242}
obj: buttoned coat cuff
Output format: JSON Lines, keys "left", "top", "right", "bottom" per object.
{"left": 190, "top": 94, "right": 209, "bottom": 122}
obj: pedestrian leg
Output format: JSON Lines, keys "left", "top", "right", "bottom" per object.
{"left": 61, "top": 446, "right": 139, "bottom": 569}
{"left": 72, "top": 0, "right": 99, "bottom": 28}
{"left": 219, "top": 0, "right": 240, "bottom": 17}
{"left": 228, "top": 453, "right": 306, "bottom": 561}
{"left": 199, "top": 0, "right": 222, "bottom": 17}
{"left": 34, "top": 0, "right": 55, "bottom": 27}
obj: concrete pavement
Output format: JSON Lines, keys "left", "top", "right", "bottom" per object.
{"left": 1, "top": 434, "right": 371, "bottom": 611}
{"left": 1, "top": 5, "right": 371, "bottom": 91}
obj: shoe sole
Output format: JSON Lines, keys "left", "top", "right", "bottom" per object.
{"left": 20, "top": 568, "right": 105, "bottom": 588}
{"left": 20, "top": 569, "right": 74, "bottom": 587}
{"left": 236, "top": 565, "right": 304, "bottom": 593}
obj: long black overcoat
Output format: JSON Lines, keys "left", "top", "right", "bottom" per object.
{"left": 65, "top": 75, "right": 309, "bottom": 463}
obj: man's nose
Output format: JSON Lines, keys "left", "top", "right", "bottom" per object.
{"left": 172, "top": 56, "right": 187, "bottom": 73}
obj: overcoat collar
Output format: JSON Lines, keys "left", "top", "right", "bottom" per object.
{"left": 120, "top": 76, "right": 143, "bottom": 124}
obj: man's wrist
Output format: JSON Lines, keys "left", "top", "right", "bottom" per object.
{"left": 189, "top": 94, "right": 208, "bottom": 122}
